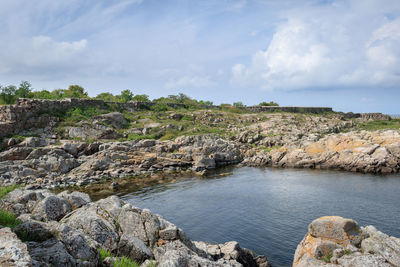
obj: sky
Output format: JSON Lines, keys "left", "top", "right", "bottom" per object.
{"left": 0, "top": 0, "right": 399, "bottom": 113}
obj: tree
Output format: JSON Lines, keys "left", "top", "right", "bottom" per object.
{"left": 233, "top": 102, "right": 245, "bottom": 108}
{"left": 95, "top": 92, "right": 116, "bottom": 102}
{"left": 63, "top": 85, "right": 88, "bottom": 98}
{"left": 119, "top": 89, "right": 134, "bottom": 103}
{"left": 31, "top": 90, "right": 53, "bottom": 99}
{"left": 15, "top": 81, "right": 33, "bottom": 99}
{"left": 132, "top": 94, "right": 150, "bottom": 102}
{"left": 0, "top": 85, "right": 17, "bottom": 104}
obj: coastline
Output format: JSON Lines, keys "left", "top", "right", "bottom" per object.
{"left": 1, "top": 98, "right": 400, "bottom": 266}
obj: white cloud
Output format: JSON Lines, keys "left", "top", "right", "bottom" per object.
{"left": 165, "top": 76, "right": 216, "bottom": 89}
{"left": 232, "top": 1, "right": 400, "bottom": 91}
{"left": 0, "top": 36, "right": 88, "bottom": 76}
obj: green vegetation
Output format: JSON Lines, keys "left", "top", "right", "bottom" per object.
{"left": 321, "top": 253, "right": 333, "bottom": 263}
{"left": 150, "top": 103, "right": 169, "bottom": 112}
{"left": 357, "top": 119, "right": 400, "bottom": 131}
{"left": 98, "top": 248, "right": 112, "bottom": 261}
{"left": 0, "top": 209, "right": 22, "bottom": 229}
{"left": 259, "top": 145, "right": 281, "bottom": 153}
{"left": 95, "top": 89, "right": 135, "bottom": 103}
{"left": 1, "top": 80, "right": 282, "bottom": 112}
{"left": 0, "top": 186, "right": 22, "bottom": 229}
{"left": 259, "top": 101, "right": 279, "bottom": 106}
{"left": 97, "top": 248, "right": 156, "bottom": 267}
{"left": 233, "top": 101, "right": 245, "bottom": 108}
{"left": 127, "top": 133, "right": 159, "bottom": 141}
{"left": 344, "top": 249, "right": 351, "bottom": 255}
{"left": 0, "top": 185, "right": 20, "bottom": 199}
{"left": 113, "top": 256, "right": 139, "bottom": 267}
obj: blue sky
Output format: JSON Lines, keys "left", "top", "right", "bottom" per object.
{"left": 0, "top": 0, "right": 399, "bottom": 113}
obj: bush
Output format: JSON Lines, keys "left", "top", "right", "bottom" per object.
{"left": 151, "top": 103, "right": 169, "bottom": 112}
{"left": 132, "top": 94, "right": 150, "bottom": 102}
{"left": 233, "top": 102, "right": 245, "bottom": 108}
{"left": 259, "top": 101, "right": 279, "bottom": 106}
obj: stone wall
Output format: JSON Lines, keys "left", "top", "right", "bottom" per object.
{"left": 246, "top": 106, "right": 333, "bottom": 113}
{"left": 0, "top": 98, "right": 191, "bottom": 138}
{"left": 360, "top": 113, "right": 391, "bottom": 120}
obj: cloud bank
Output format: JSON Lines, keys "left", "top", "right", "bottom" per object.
{"left": 232, "top": 1, "right": 400, "bottom": 91}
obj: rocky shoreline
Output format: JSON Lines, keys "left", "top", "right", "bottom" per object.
{"left": 1, "top": 99, "right": 400, "bottom": 266}
{"left": 1, "top": 188, "right": 399, "bottom": 267}
{"left": 1, "top": 99, "right": 399, "bottom": 189}
{"left": 1, "top": 128, "right": 399, "bottom": 189}
{"left": 0, "top": 188, "right": 270, "bottom": 266}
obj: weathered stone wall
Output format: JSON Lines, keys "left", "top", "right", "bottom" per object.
{"left": 246, "top": 106, "right": 333, "bottom": 113}
{"left": 360, "top": 113, "right": 391, "bottom": 120}
{"left": 0, "top": 98, "right": 188, "bottom": 138}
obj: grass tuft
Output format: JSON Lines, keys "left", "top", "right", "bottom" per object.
{"left": 0, "top": 209, "right": 22, "bottom": 229}
{"left": 0, "top": 185, "right": 21, "bottom": 199}
{"left": 113, "top": 256, "right": 139, "bottom": 267}
{"left": 321, "top": 253, "right": 333, "bottom": 263}
{"left": 98, "top": 248, "right": 112, "bottom": 261}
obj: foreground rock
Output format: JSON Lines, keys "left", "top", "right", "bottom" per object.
{"left": 0, "top": 227, "right": 32, "bottom": 267}
{"left": 0, "top": 189, "right": 270, "bottom": 267}
{"left": 293, "top": 216, "right": 400, "bottom": 267}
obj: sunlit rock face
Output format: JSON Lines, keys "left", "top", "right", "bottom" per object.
{"left": 293, "top": 216, "right": 400, "bottom": 267}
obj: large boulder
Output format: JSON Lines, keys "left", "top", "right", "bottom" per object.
{"left": 0, "top": 147, "right": 33, "bottom": 161}
{"left": 60, "top": 198, "right": 120, "bottom": 251}
{"left": 117, "top": 234, "right": 153, "bottom": 262}
{"left": 0, "top": 227, "right": 32, "bottom": 267}
{"left": 57, "top": 191, "right": 91, "bottom": 210}
{"left": 93, "top": 112, "right": 128, "bottom": 128}
{"left": 361, "top": 225, "right": 400, "bottom": 266}
{"left": 27, "top": 238, "right": 77, "bottom": 266}
{"left": 192, "top": 157, "right": 216, "bottom": 171}
{"left": 52, "top": 223, "right": 100, "bottom": 264}
{"left": 308, "top": 216, "right": 364, "bottom": 247}
{"left": 32, "top": 195, "right": 72, "bottom": 222}
{"left": 293, "top": 216, "right": 398, "bottom": 267}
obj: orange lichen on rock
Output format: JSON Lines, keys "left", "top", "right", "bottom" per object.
{"left": 305, "top": 143, "right": 325, "bottom": 154}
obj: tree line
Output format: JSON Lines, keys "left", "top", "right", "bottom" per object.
{"left": 0, "top": 81, "right": 278, "bottom": 107}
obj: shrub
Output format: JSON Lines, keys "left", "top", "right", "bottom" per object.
{"left": 259, "top": 101, "right": 279, "bottom": 106}
{"left": 151, "top": 103, "right": 169, "bottom": 112}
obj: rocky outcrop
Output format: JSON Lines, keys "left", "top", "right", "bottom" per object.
{"left": 0, "top": 134, "right": 244, "bottom": 188}
{"left": 293, "top": 216, "right": 400, "bottom": 267}
{"left": 0, "top": 189, "right": 269, "bottom": 267}
{"left": 270, "top": 130, "right": 400, "bottom": 174}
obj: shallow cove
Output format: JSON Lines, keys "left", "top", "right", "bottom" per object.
{"left": 119, "top": 167, "right": 400, "bottom": 267}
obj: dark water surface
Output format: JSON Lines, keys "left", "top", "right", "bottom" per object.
{"left": 120, "top": 167, "right": 400, "bottom": 267}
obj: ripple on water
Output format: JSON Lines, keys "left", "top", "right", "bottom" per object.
{"left": 121, "top": 167, "right": 400, "bottom": 267}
